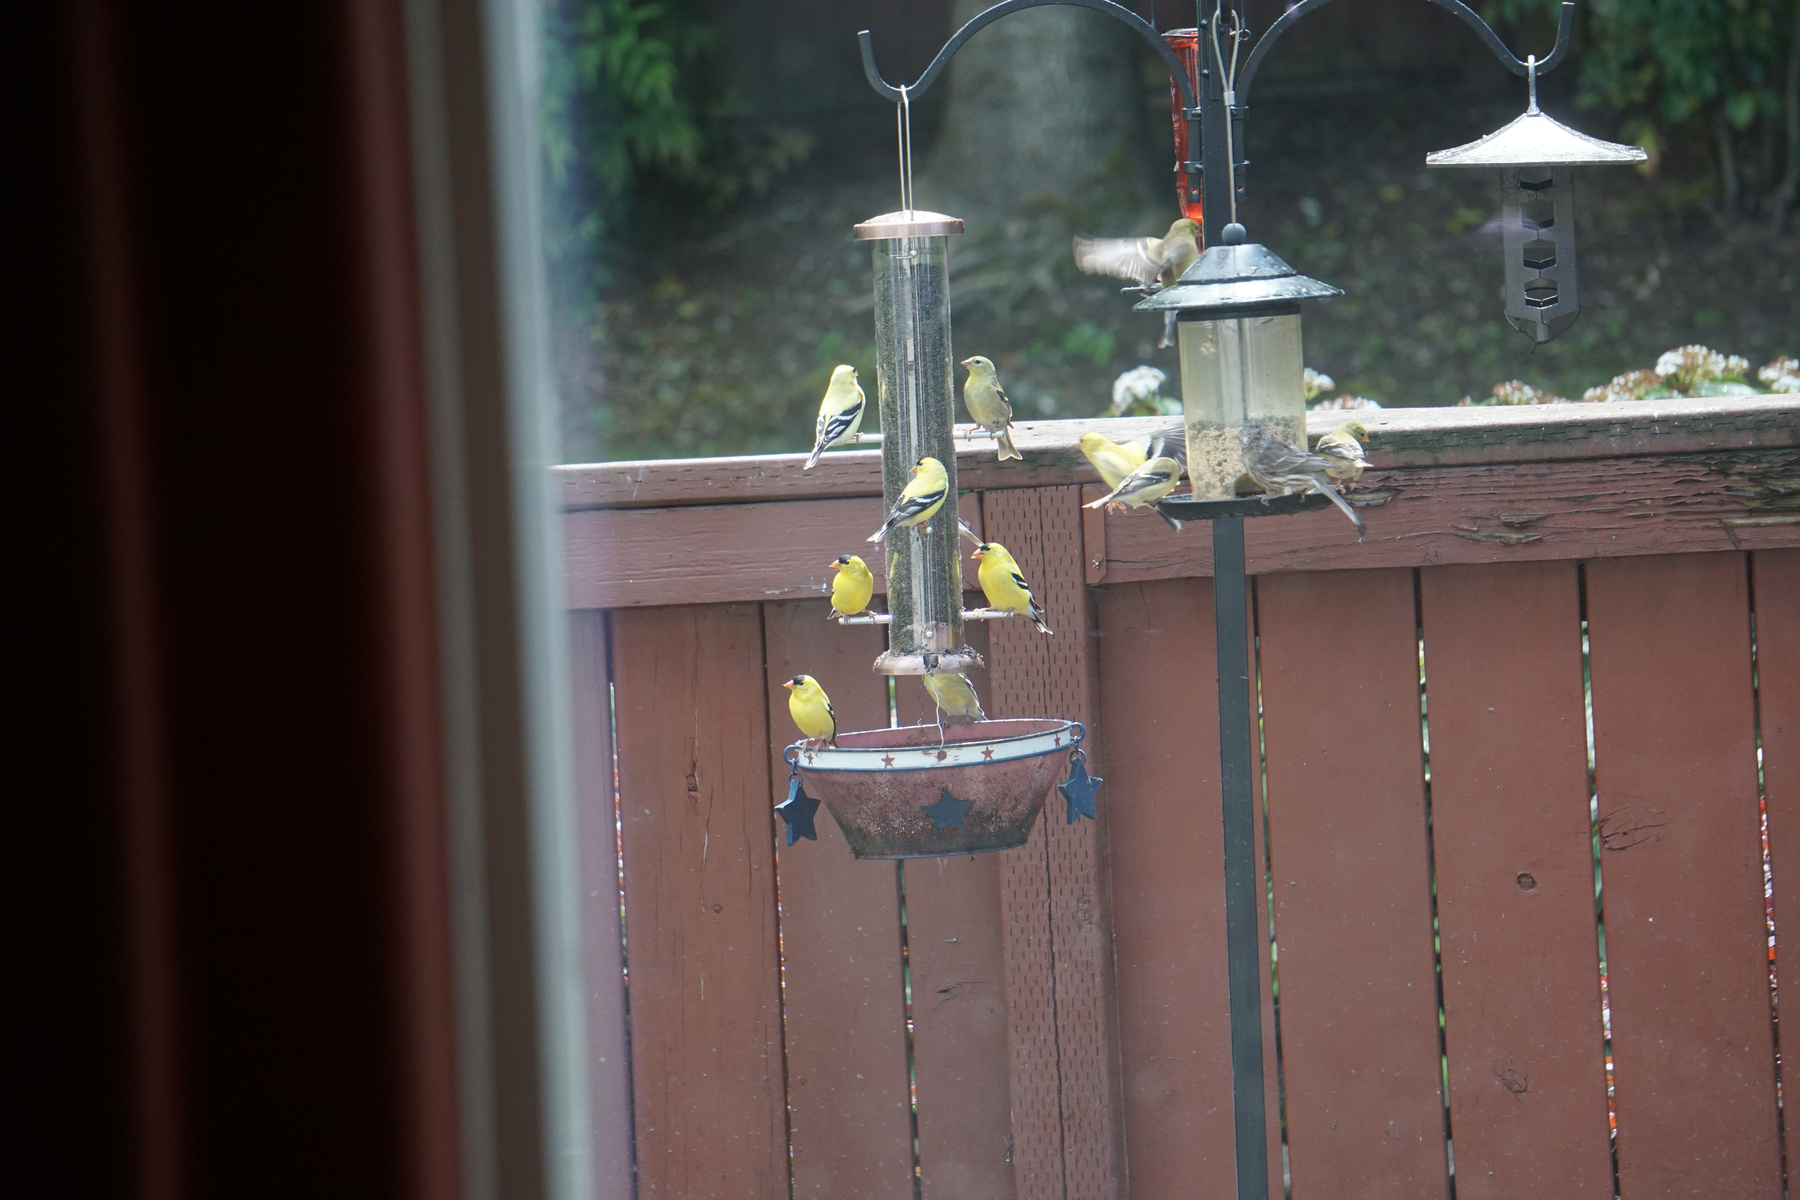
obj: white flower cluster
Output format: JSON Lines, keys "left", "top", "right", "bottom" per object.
{"left": 1311, "top": 394, "right": 1382, "bottom": 411}
{"left": 1302, "top": 367, "right": 1335, "bottom": 402}
{"left": 1652, "top": 344, "right": 1750, "bottom": 393}
{"left": 1581, "top": 369, "right": 1663, "bottom": 404}
{"left": 1489, "top": 380, "right": 1567, "bottom": 405}
{"left": 1110, "top": 365, "right": 1168, "bottom": 415}
{"left": 1759, "top": 357, "right": 1800, "bottom": 394}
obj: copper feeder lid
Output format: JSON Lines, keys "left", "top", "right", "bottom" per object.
{"left": 853, "top": 209, "right": 966, "bottom": 240}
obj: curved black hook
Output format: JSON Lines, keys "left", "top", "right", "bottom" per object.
{"left": 859, "top": 0, "right": 1199, "bottom": 111}
{"left": 1238, "top": 0, "right": 1572, "bottom": 104}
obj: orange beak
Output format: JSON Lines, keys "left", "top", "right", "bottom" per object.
{"left": 782, "top": 681, "right": 795, "bottom": 690}
{"left": 827, "top": 561, "right": 841, "bottom": 570}
{"left": 971, "top": 547, "right": 985, "bottom": 558}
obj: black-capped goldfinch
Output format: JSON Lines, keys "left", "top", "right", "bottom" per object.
{"left": 1241, "top": 426, "right": 1365, "bottom": 541}
{"left": 867, "top": 456, "right": 949, "bottom": 543}
{"left": 804, "top": 364, "right": 866, "bottom": 470}
{"left": 827, "top": 554, "right": 875, "bottom": 619}
{"left": 922, "top": 669, "right": 986, "bottom": 725}
{"left": 784, "top": 674, "right": 837, "bottom": 746}
{"left": 1314, "top": 421, "right": 1371, "bottom": 482}
{"left": 973, "top": 542, "right": 1051, "bottom": 634}
{"left": 1073, "top": 218, "right": 1200, "bottom": 347}
{"left": 1078, "top": 431, "right": 1147, "bottom": 491}
{"left": 960, "top": 356, "right": 1022, "bottom": 461}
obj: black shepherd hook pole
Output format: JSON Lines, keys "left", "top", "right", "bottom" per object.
{"left": 856, "top": 6, "right": 1577, "bottom": 1200}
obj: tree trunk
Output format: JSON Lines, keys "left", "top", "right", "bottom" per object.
{"left": 923, "top": 0, "right": 1160, "bottom": 222}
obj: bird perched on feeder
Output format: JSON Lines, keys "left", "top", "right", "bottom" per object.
{"left": 1314, "top": 421, "right": 1371, "bottom": 481}
{"left": 960, "top": 355, "right": 1022, "bottom": 461}
{"left": 973, "top": 542, "right": 1051, "bottom": 634}
{"left": 1083, "top": 455, "right": 1185, "bottom": 531}
{"left": 784, "top": 675, "right": 837, "bottom": 746}
{"left": 1240, "top": 426, "right": 1366, "bottom": 542}
{"left": 827, "top": 554, "right": 875, "bottom": 619}
{"left": 804, "top": 364, "right": 866, "bottom": 470}
{"left": 1078, "top": 431, "right": 1147, "bottom": 490}
{"left": 922, "top": 665, "right": 986, "bottom": 725}
{"left": 1073, "top": 217, "right": 1200, "bottom": 347}
{"left": 867, "top": 456, "right": 949, "bottom": 542}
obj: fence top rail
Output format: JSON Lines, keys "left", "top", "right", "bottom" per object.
{"left": 560, "top": 396, "right": 1800, "bottom": 511}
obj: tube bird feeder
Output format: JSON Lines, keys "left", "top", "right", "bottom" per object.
{"left": 853, "top": 209, "right": 981, "bottom": 675}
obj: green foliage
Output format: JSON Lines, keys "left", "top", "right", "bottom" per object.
{"left": 1485, "top": 0, "right": 1797, "bottom": 214}
{"left": 540, "top": 0, "right": 816, "bottom": 305}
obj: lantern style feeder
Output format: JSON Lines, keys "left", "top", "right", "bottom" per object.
{"left": 1134, "top": 221, "right": 1341, "bottom": 503}
{"left": 1426, "top": 57, "right": 1646, "bottom": 343}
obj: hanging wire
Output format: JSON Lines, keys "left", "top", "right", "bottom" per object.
{"left": 894, "top": 83, "right": 916, "bottom": 213}
{"left": 1208, "top": 1, "right": 1250, "bottom": 224}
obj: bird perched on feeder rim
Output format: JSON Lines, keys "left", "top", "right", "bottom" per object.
{"left": 922, "top": 664, "right": 986, "bottom": 726}
{"left": 1083, "top": 455, "right": 1185, "bottom": 531}
{"left": 1073, "top": 218, "right": 1200, "bottom": 347}
{"left": 867, "top": 456, "right": 949, "bottom": 542}
{"left": 960, "top": 355, "right": 1022, "bottom": 461}
{"left": 784, "top": 675, "right": 837, "bottom": 746}
{"left": 1314, "top": 421, "right": 1371, "bottom": 481}
{"left": 827, "top": 554, "right": 875, "bottom": 619}
{"left": 1240, "top": 426, "right": 1366, "bottom": 542}
{"left": 973, "top": 542, "right": 1052, "bottom": 634}
{"left": 804, "top": 364, "right": 866, "bottom": 470}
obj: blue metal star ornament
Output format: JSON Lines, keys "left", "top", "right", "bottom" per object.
{"left": 1059, "top": 752, "right": 1103, "bottom": 824}
{"left": 922, "top": 787, "right": 973, "bottom": 830}
{"left": 775, "top": 774, "right": 821, "bottom": 845}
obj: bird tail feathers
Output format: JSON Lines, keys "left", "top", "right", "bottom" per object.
{"left": 1312, "top": 476, "right": 1367, "bottom": 541}
{"left": 996, "top": 428, "right": 1022, "bottom": 461}
{"left": 805, "top": 443, "right": 824, "bottom": 470}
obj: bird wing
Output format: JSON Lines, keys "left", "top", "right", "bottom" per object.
{"left": 889, "top": 483, "right": 948, "bottom": 523}
{"left": 1072, "top": 235, "right": 1163, "bottom": 286}
{"left": 815, "top": 393, "right": 863, "bottom": 448}
{"left": 1137, "top": 420, "right": 1188, "bottom": 468}
{"left": 1009, "top": 569, "right": 1034, "bottom": 599}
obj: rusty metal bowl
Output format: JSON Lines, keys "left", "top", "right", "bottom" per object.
{"left": 789, "top": 719, "right": 1079, "bottom": 859}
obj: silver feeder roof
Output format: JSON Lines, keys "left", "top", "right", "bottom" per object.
{"left": 854, "top": 209, "right": 966, "bottom": 240}
{"left": 1426, "top": 108, "right": 1648, "bottom": 168}
{"left": 1135, "top": 231, "right": 1342, "bottom": 313}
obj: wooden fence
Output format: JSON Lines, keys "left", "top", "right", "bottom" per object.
{"left": 564, "top": 398, "right": 1800, "bottom": 1200}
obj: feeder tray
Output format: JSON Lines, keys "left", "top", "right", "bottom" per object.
{"left": 789, "top": 719, "right": 1080, "bottom": 859}
{"left": 1157, "top": 491, "right": 1333, "bottom": 522}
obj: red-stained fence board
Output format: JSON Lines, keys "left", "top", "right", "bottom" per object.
{"left": 893, "top": 623, "right": 1019, "bottom": 1200}
{"left": 1418, "top": 563, "right": 1613, "bottom": 1198}
{"left": 1757, "top": 550, "right": 1800, "bottom": 1163}
{"left": 570, "top": 611, "right": 636, "bottom": 1197}
{"left": 1096, "top": 578, "right": 1283, "bottom": 1198}
{"left": 984, "top": 486, "right": 1126, "bottom": 1200}
{"left": 762, "top": 600, "right": 914, "bottom": 1200}
{"left": 1586, "top": 554, "right": 1782, "bottom": 1197}
{"left": 611, "top": 605, "right": 788, "bottom": 1198}
{"left": 1256, "top": 568, "right": 1449, "bottom": 1200}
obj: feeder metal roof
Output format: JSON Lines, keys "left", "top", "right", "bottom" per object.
{"left": 1134, "top": 240, "right": 1342, "bottom": 313}
{"left": 1426, "top": 108, "right": 1648, "bottom": 168}
{"left": 853, "top": 210, "right": 966, "bottom": 240}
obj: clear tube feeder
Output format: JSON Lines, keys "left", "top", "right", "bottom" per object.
{"left": 853, "top": 209, "right": 979, "bottom": 675}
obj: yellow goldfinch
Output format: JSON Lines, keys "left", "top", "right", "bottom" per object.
{"left": 1314, "top": 421, "right": 1371, "bottom": 481}
{"left": 867, "top": 456, "right": 949, "bottom": 543}
{"left": 1240, "top": 426, "right": 1365, "bottom": 542}
{"left": 827, "top": 554, "right": 875, "bottom": 619}
{"left": 1078, "top": 431, "right": 1147, "bottom": 490}
{"left": 1083, "top": 455, "right": 1183, "bottom": 517}
{"left": 973, "top": 542, "right": 1051, "bottom": 633}
{"left": 1073, "top": 218, "right": 1201, "bottom": 348}
{"left": 960, "top": 355, "right": 1022, "bottom": 461}
{"left": 922, "top": 669, "right": 986, "bottom": 725}
{"left": 804, "top": 364, "right": 866, "bottom": 470}
{"left": 783, "top": 674, "right": 837, "bottom": 746}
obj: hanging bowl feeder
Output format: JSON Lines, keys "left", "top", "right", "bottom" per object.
{"left": 782, "top": 721, "right": 1097, "bottom": 859}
